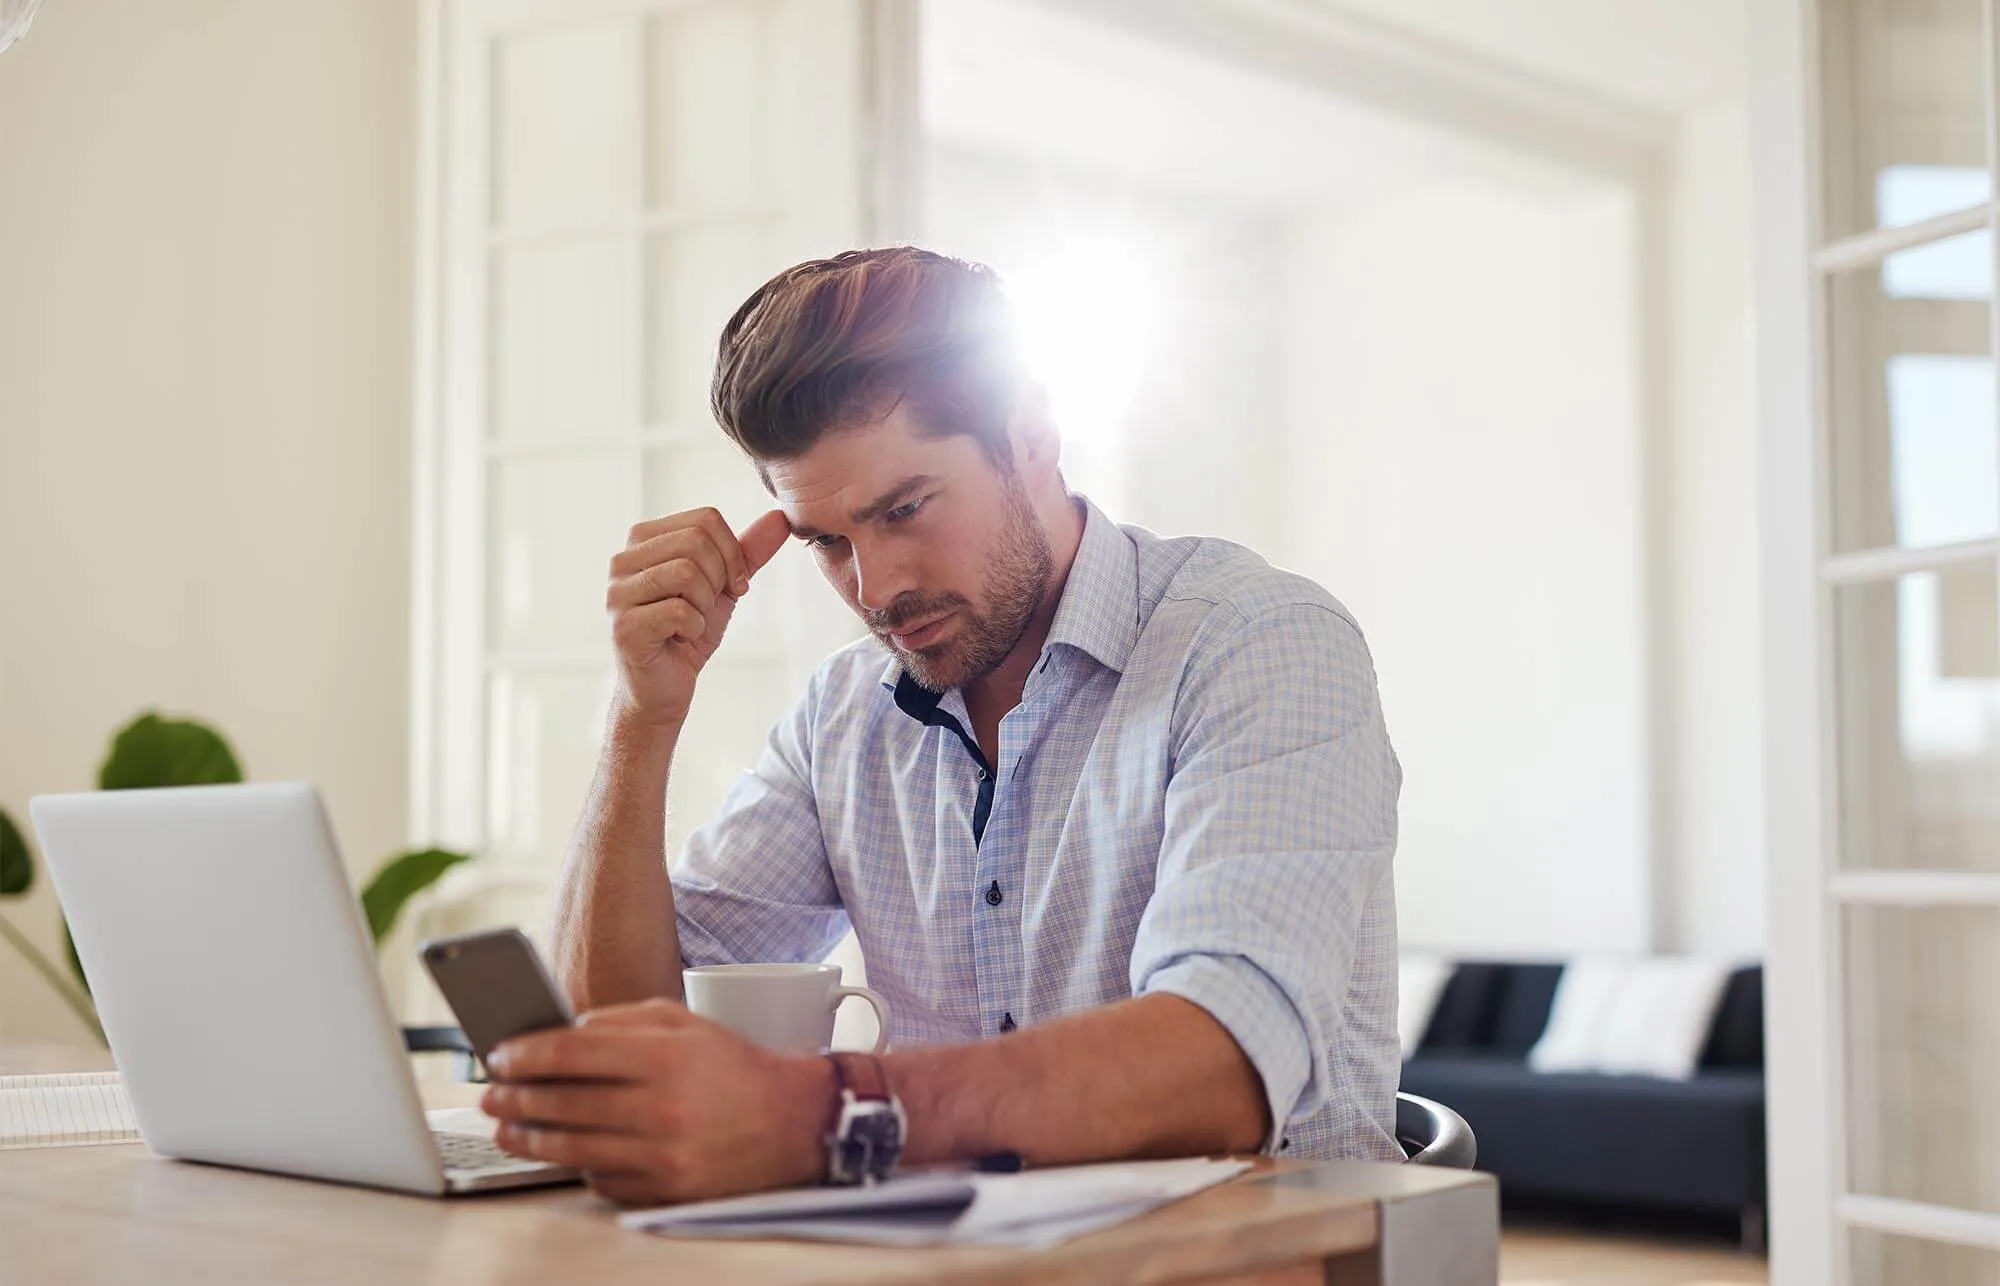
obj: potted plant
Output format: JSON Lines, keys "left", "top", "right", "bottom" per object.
{"left": 0, "top": 712, "right": 470, "bottom": 1048}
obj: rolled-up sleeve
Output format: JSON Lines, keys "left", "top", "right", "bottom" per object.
{"left": 672, "top": 670, "right": 848, "bottom": 969}
{"left": 1131, "top": 602, "right": 1400, "bottom": 1152}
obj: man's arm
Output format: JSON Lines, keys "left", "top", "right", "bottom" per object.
{"left": 480, "top": 991, "right": 1265, "bottom": 1207}
{"left": 894, "top": 993, "right": 1267, "bottom": 1163}
{"left": 551, "top": 712, "right": 686, "bottom": 1009}
{"left": 551, "top": 505, "right": 790, "bottom": 1013}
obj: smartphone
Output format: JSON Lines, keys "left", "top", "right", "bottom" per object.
{"left": 419, "top": 927, "right": 575, "bottom": 1068}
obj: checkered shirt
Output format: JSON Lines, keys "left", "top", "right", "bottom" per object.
{"left": 672, "top": 498, "right": 1404, "bottom": 1161}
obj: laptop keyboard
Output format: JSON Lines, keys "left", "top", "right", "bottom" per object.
{"left": 434, "top": 1130, "right": 536, "bottom": 1175}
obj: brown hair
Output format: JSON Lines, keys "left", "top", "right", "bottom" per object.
{"left": 710, "top": 246, "right": 1026, "bottom": 462}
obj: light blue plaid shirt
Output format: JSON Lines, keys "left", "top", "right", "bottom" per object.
{"left": 673, "top": 498, "right": 1403, "bottom": 1161}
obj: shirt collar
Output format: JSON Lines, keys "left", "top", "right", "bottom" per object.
{"left": 876, "top": 493, "right": 1141, "bottom": 700}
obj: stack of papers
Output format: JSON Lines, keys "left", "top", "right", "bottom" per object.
{"left": 620, "top": 1157, "right": 1250, "bottom": 1250}
{"left": 0, "top": 1072, "right": 139, "bottom": 1150}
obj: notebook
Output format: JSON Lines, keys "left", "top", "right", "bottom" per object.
{"left": 620, "top": 1157, "right": 1252, "bottom": 1250}
{"left": 0, "top": 1071, "right": 140, "bottom": 1149}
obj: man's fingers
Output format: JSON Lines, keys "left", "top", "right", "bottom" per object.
{"left": 493, "top": 1121, "right": 661, "bottom": 1173}
{"left": 488, "top": 1028, "right": 651, "bottom": 1083}
{"left": 480, "top": 1082, "right": 657, "bottom": 1132}
{"left": 737, "top": 509, "right": 792, "bottom": 585}
{"left": 612, "top": 599, "right": 706, "bottom": 651}
{"left": 626, "top": 508, "right": 748, "bottom": 593}
{"left": 611, "top": 528, "right": 729, "bottom": 599}
{"left": 606, "top": 558, "right": 719, "bottom": 615}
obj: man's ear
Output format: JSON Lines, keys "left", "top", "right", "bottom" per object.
{"left": 1007, "top": 381, "right": 1062, "bottom": 476}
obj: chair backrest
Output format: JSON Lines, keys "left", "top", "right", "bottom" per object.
{"left": 1395, "top": 1091, "right": 1477, "bottom": 1168}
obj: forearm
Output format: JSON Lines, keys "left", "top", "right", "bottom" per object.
{"left": 552, "top": 708, "right": 687, "bottom": 1011}
{"left": 890, "top": 994, "right": 1269, "bottom": 1165}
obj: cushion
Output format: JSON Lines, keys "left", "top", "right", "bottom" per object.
{"left": 1490, "top": 963, "right": 1564, "bottom": 1056}
{"left": 1697, "top": 965, "right": 1764, "bottom": 1069}
{"left": 1416, "top": 962, "right": 1505, "bottom": 1051}
{"left": 1529, "top": 956, "right": 1734, "bottom": 1080}
{"left": 1398, "top": 952, "right": 1455, "bottom": 1058}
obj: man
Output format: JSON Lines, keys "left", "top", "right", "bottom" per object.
{"left": 481, "top": 247, "right": 1403, "bottom": 1205}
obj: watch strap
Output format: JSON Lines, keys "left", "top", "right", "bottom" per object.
{"left": 828, "top": 1051, "right": 891, "bottom": 1103}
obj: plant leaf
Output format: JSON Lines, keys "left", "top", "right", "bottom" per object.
{"left": 0, "top": 807, "right": 31, "bottom": 897}
{"left": 98, "top": 712, "right": 244, "bottom": 791}
{"left": 360, "top": 848, "right": 471, "bottom": 945}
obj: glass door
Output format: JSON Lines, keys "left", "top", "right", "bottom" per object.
{"left": 1758, "top": 0, "right": 2000, "bottom": 1281}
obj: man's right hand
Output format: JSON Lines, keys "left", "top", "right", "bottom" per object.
{"left": 605, "top": 506, "right": 791, "bottom": 727}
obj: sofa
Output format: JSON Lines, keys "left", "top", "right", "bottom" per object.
{"left": 1398, "top": 961, "right": 1766, "bottom": 1243}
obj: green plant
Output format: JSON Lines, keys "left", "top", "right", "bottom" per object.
{"left": 0, "top": 711, "right": 471, "bottom": 1045}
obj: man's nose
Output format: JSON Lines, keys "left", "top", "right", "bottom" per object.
{"left": 852, "top": 544, "right": 919, "bottom": 614}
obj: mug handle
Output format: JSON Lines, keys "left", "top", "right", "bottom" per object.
{"left": 833, "top": 985, "right": 892, "bottom": 1054}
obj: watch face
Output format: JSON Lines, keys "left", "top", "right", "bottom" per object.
{"left": 834, "top": 1100, "right": 906, "bottom": 1183}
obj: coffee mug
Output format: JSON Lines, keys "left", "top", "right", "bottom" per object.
{"left": 682, "top": 963, "right": 892, "bottom": 1055}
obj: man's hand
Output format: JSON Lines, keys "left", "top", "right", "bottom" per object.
{"left": 606, "top": 507, "right": 791, "bottom": 727}
{"left": 481, "top": 998, "right": 833, "bottom": 1207}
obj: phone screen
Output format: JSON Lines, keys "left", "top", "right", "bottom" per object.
{"left": 420, "top": 927, "right": 575, "bottom": 1066}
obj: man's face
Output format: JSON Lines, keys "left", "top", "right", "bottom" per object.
{"left": 763, "top": 404, "right": 1055, "bottom": 692}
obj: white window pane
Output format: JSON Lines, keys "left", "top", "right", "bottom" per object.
{"left": 646, "top": 224, "right": 775, "bottom": 429}
{"left": 1822, "top": 0, "right": 1988, "bottom": 238}
{"left": 1836, "top": 573, "right": 2000, "bottom": 872}
{"left": 486, "top": 669, "right": 614, "bottom": 872}
{"left": 489, "top": 455, "right": 636, "bottom": 653}
{"left": 1845, "top": 905, "right": 2000, "bottom": 1217}
{"left": 647, "top": 3, "right": 772, "bottom": 211}
{"left": 491, "top": 239, "right": 640, "bottom": 443}
{"left": 1850, "top": 1227, "right": 2000, "bottom": 1286}
{"left": 1884, "top": 230, "right": 1993, "bottom": 301}
{"left": 493, "top": 23, "right": 639, "bottom": 229}
{"left": 1827, "top": 265, "right": 1995, "bottom": 552}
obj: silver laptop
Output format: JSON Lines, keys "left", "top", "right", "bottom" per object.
{"left": 28, "top": 781, "right": 576, "bottom": 1195}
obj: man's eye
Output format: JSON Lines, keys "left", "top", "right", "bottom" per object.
{"left": 802, "top": 533, "right": 843, "bottom": 551}
{"left": 885, "top": 498, "right": 925, "bottom": 523}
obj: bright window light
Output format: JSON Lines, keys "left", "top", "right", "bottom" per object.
{"left": 1005, "top": 237, "right": 1158, "bottom": 443}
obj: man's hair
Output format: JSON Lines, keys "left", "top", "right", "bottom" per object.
{"left": 710, "top": 246, "right": 1026, "bottom": 462}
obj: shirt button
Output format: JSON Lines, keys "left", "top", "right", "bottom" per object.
{"left": 976, "top": 767, "right": 989, "bottom": 781}
{"left": 999, "top": 1013, "right": 1016, "bottom": 1033}
{"left": 984, "top": 880, "right": 1003, "bottom": 907}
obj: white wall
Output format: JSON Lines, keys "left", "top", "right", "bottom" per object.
{"left": 1280, "top": 180, "right": 1653, "bottom": 955}
{"left": 921, "top": 145, "right": 1288, "bottom": 552}
{"left": 1659, "top": 101, "right": 1766, "bottom": 956}
{"left": 0, "top": 0, "right": 416, "bottom": 1043}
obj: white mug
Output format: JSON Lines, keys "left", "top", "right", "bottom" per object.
{"left": 682, "top": 963, "right": 892, "bottom": 1055}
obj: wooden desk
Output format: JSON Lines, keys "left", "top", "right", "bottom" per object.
{"left": 0, "top": 1081, "right": 1496, "bottom": 1285}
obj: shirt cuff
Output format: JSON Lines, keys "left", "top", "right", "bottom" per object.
{"left": 1139, "top": 954, "right": 1319, "bottom": 1155}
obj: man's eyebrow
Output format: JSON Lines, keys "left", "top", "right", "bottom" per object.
{"left": 850, "top": 475, "right": 942, "bottom": 525}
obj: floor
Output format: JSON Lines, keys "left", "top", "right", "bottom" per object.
{"left": 1502, "top": 1228, "right": 1768, "bottom": 1286}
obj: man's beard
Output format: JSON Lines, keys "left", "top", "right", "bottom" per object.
{"left": 868, "top": 475, "right": 1055, "bottom": 692}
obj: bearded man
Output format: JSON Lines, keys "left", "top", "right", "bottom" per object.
{"left": 478, "top": 247, "right": 1404, "bottom": 1205}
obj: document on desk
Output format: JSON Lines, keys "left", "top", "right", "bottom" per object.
{"left": 620, "top": 1157, "right": 1251, "bottom": 1250}
{"left": 0, "top": 1072, "right": 139, "bottom": 1149}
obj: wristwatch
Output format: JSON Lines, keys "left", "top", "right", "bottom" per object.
{"left": 824, "top": 1051, "right": 906, "bottom": 1185}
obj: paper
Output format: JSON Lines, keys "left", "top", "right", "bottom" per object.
{"left": 621, "top": 1157, "right": 1251, "bottom": 1250}
{"left": 0, "top": 1071, "right": 139, "bottom": 1149}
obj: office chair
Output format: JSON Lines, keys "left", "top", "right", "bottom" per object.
{"left": 1396, "top": 1091, "right": 1477, "bottom": 1168}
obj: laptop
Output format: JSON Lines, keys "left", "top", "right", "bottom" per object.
{"left": 27, "top": 781, "right": 576, "bottom": 1195}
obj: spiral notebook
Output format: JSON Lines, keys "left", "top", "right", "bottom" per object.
{"left": 0, "top": 1071, "right": 140, "bottom": 1149}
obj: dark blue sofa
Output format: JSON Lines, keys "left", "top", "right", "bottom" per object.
{"left": 1398, "top": 961, "right": 1766, "bottom": 1242}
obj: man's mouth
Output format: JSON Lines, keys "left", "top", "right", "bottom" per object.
{"left": 885, "top": 612, "right": 954, "bottom": 650}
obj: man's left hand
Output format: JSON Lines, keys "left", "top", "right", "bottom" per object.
{"left": 480, "top": 997, "right": 833, "bottom": 1207}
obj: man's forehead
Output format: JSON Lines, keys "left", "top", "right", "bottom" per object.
{"left": 760, "top": 414, "right": 975, "bottom": 524}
